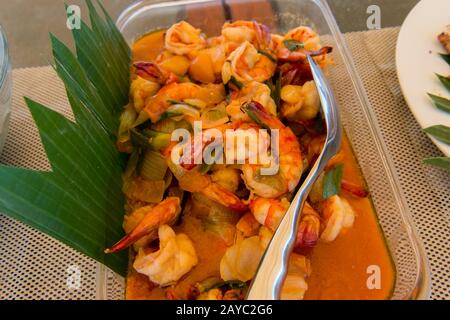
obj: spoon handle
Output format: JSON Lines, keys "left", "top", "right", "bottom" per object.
{"left": 246, "top": 56, "right": 342, "bottom": 300}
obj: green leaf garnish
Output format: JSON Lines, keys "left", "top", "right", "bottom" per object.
{"left": 423, "top": 157, "right": 450, "bottom": 170}
{"left": 0, "top": 0, "right": 130, "bottom": 276}
{"left": 440, "top": 53, "right": 450, "bottom": 66}
{"left": 241, "top": 103, "right": 269, "bottom": 130}
{"left": 428, "top": 93, "right": 450, "bottom": 114}
{"left": 257, "top": 49, "right": 277, "bottom": 63}
{"left": 267, "top": 75, "right": 281, "bottom": 113}
{"left": 435, "top": 73, "right": 450, "bottom": 92}
{"left": 130, "top": 128, "right": 153, "bottom": 149}
{"left": 322, "top": 164, "right": 344, "bottom": 199}
{"left": 283, "top": 39, "right": 305, "bottom": 51}
{"left": 423, "top": 125, "right": 450, "bottom": 145}
{"left": 229, "top": 76, "right": 244, "bottom": 90}
{"left": 160, "top": 111, "right": 184, "bottom": 120}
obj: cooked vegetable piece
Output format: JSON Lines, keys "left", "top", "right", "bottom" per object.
{"left": 140, "top": 150, "right": 168, "bottom": 181}
{"left": 123, "top": 178, "right": 165, "bottom": 203}
{"left": 118, "top": 104, "right": 137, "bottom": 141}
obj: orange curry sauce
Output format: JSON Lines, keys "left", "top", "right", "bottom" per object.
{"left": 126, "top": 31, "right": 395, "bottom": 300}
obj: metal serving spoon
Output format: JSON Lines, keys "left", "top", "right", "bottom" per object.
{"left": 246, "top": 55, "right": 342, "bottom": 300}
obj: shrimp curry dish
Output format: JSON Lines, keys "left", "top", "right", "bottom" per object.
{"left": 105, "top": 20, "right": 396, "bottom": 300}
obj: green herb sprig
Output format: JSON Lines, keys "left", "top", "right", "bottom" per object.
{"left": 283, "top": 39, "right": 305, "bottom": 51}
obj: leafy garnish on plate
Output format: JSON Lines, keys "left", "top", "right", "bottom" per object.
{"left": 0, "top": 0, "right": 130, "bottom": 276}
{"left": 423, "top": 157, "right": 450, "bottom": 170}
{"left": 439, "top": 53, "right": 450, "bottom": 66}
{"left": 423, "top": 125, "right": 450, "bottom": 145}
{"left": 435, "top": 73, "right": 450, "bottom": 92}
{"left": 427, "top": 93, "right": 450, "bottom": 114}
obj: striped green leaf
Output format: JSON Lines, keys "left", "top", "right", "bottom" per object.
{"left": 0, "top": 0, "right": 131, "bottom": 275}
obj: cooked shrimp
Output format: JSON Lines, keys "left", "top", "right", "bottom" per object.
{"left": 220, "top": 235, "right": 265, "bottom": 282}
{"left": 155, "top": 51, "right": 191, "bottom": 76}
{"left": 249, "top": 197, "right": 320, "bottom": 250}
{"left": 241, "top": 101, "right": 303, "bottom": 198}
{"left": 144, "top": 82, "right": 225, "bottom": 123}
{"left": 222, "top": 20, "right": 272, "bottom": 51}
{"left": 105, "top": 197, "right": 181, "bottom": 253}
{"left": 222, "top": 41, "right": 276, "bottom": 84}
{"left": 285, "top": 26, "right": 322, "bottom": 52}
{"left": 294, "top": 202, "right": 321, "bottom": 252}
{"left": 249, "top": 197, "right": 290, "bottom": 231}
{"left": 166, "top": 155, "right": 247, "bottom": 212}
{"left": 438, "top": 25, "right": 450, "bottom": 53}
{"left": 133, "top": 224, "right": 198, "bottom": 286}
{"left": 165, "top": 21, "right": 206, "bottom": 55}
{"left": 320, "top": 195, "right": 356, "bottom": 242}
{"left": 189, "top": 45, "right": 227, "bottom": 83}
{"left": 211, "top": 167, "right": 241, "bottom": 193}
{"left": 225, "top": 81, "right": 277, "bottom": 121}
{"left": 236, "top": 213, "right": 260, "bottom": 237}
{"left": 129, "top": 76, "right": 160, "bottom": 112}
{"left": 281, "top": 253, "right": 311, "bottom": 300}
{"left": 277, "top": 26, "right": 332, "bottom": 62}
{"left": 197, "top": 288, "right": 223, "bottom": 300}
{"left": 303, "top": 134, "right": 345, "bottom": 170}
{"left": 280, "top": 81, "right": 321, "bottom": 122}
{"left": 133, "top": 61, "right": 179, "bottom": 86}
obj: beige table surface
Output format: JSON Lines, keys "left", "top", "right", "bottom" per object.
{"left": 0, "top": 0, "right": 448, "bottom": 300}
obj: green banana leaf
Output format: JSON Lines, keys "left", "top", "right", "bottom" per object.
{"left": 0, "top": 0, "right": 131, "bottom": 276}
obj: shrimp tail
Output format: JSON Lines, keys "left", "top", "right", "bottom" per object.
{"left": 294, "top": 202, "right": 320, "bottom": 254}
{"left": 242, "top": 100, "right": 284, "bottom": 129}
{"left": 341, "top": 179, "right": 368, "bottom": 198}
{"left": 105, "top": 197, "right": 181, "bottom": 254}
{"left": 253, "top": 21, "right": 272, "bottom": 49}
{"left": 278, "top": 46, "right": 333, "bottom": 62}
{"left": 203, "top": 183, "right": 248, "bottom": 213}
{"left": 134, "top": 62, "right": 166, "bottom": 83}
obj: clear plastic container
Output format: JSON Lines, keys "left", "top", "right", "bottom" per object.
{"left": 100, "top": 0, "right": 431, "bottom": 300}
{"left": 0, "top": 24, "right": 12, "bottom": 155}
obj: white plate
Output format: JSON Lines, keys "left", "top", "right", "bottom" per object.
{"left": 396, "top": 0, "right": 450, "bottom": 156}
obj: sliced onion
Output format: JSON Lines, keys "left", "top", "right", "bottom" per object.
{"left": 191, "top": 193, "right": 240, "bottom": 245}
{"left": 167, "top": 104, "right": 201, "bottom": 120}
{"left": 151, "top": 118, "right": 193, "bottom": 133}
{"left": 123, "top": 178, "right": 166, "bottom": 203}
{"left": 139, "top": 150, "right": 168, "bottom": 181}
{"left": 118, "top": 104, "right": 137, "bottom": 143}
{"left": 201, "top": 105, "right": 229, "bottom": 129}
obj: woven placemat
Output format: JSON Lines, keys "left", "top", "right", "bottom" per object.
{"left": 0, "top": 27, "right": 448, "bottom": 300}
{"left": 345, "top": 27, "right": 449, "bottom": 300}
